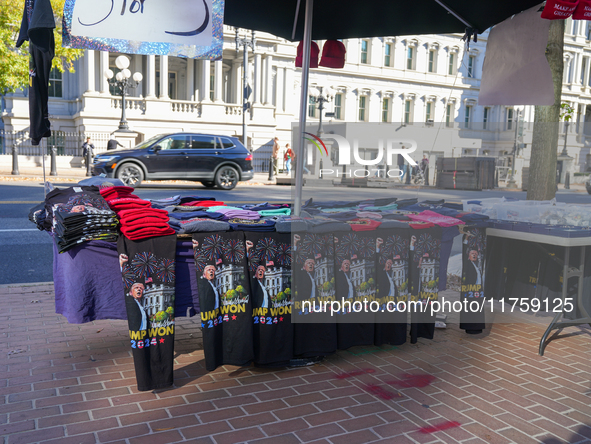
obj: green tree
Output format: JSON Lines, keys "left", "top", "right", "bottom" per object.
{"left": 0, "top": 0, "right": 82, "bottom": 94}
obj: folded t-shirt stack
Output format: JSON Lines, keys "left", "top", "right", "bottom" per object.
{"left": 168, "top": 210, "right": 224, "bottom": 220}
{"left": 99, "top": 186, "right": 139, "bottom": 201}
{"left": 228, "top": 218, "right": 276, "bottom": 232}
{"left": 272, "top": 215, "right": 309, "bottom": 233}
{"left": 148, "top": 195, "right": 181, "bottom": 208}
{"left": 106, "top": 197, "right": 152, "bottom": 214}
{"left": 44, "top": 186, "right": 119, "bottom": 253}
{"left": 169, "top": 217, "right": 230, "bottom": 234}
{"left": 258, "top": 208, "right": 291, "bottom": 216}
{"left": 347, "top": 218, "right": 382, "bottom": 231}
{"left": 184, "top": 200, "right": 223, "bottom": 207}
{"left": 208, "top": 206, "right": 260, "bottom": 221}
{"left": 118, "top": 207, "right": 176, "bottom": 240}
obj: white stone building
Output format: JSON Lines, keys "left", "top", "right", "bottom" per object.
{"left": 2, "top": 21, "right": 591, "bottom": 182}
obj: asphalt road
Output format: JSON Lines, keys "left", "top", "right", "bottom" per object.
{"left": 1, "top": 180, "right": 589, "bottom": 285}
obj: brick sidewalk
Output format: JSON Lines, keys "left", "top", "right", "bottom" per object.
{"left": 2, "top": 284, "right": 591, "bottom": 444}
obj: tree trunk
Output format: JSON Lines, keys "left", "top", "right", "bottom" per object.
{"left": 526, "top": 20, "right": 565, "bottom": 201}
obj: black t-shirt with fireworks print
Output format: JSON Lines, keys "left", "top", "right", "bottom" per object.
{"left": 193, "top": 232, "right": 253, "bottom": 372}
{"left": 246, "top": 232, "right": 293, "bottom": 367}
{"left": 374, "top": 227, "right": 411, "bottom": 346}
{"left": 117, "top": 234, "right": 177, "bottom": 391}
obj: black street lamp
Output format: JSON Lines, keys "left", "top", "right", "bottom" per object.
{"left": 235, "top": 28, "right": 255, "bottom": 148}
{"left": 104, "top": 55, "right": 142, "bottom": 132}
{"left": 309, "top": 86, "right": 334, "bottom": 137}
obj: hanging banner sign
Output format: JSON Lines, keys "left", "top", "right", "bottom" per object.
{"left": 62, "top": 0, "right": 223, "bottom": 59}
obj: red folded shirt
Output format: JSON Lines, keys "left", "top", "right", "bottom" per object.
{"left": 100, "top": 186, "right": 135, "bottom": 197}
{"left": 120, "top": 224, "right": 175, "bottom": 240}
{"left": 346, "top": 218, "right": 382, "bottom": 231}
{"left": 108, "top": 197, "right": 152, "bottom": 207}
{"left": 186, "top": 200, "right": 224, "bottom": 207}
{"left": 120, "top": 216, "right": 171, "bottom": 227}
{"left": 118, "top": 208, "right": 170, "bottom": 219}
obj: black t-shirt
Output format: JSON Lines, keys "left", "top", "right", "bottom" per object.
{"left": 193, "top": 231, "right": 254, "bottom": 371}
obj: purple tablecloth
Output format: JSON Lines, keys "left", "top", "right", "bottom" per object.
{"left": 53, "top": 238, "right": 199, "bottom": 324}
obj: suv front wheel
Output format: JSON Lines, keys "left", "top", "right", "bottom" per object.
{"left": 215, "top": 166, "right": 239, "bottom": 190}
{"left": 117, "top": 163, "right": 144, "bottom": 187}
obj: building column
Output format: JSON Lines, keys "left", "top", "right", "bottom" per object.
{"left": 146, "top": 55, "right": 156, "bottom": 98}
{"left": 99, "top": 51, "right": 109, "bottom": 94}
{"left": 214, "top": 60, "right": 223, "bottom": 102}
{"left": 264, "top": 54, "right": 273, "bottom": 106}
{"left": 275, "top": 66, "right": 285, "bottom": 112}
{"left": 231, "top": 60, "right": 240, "bottom": 104}
{"left": 159, "top": 55, "right": 169, "bottom": 99}
{"left": 284, "top": 67, "right": 295, "bottom": 115}
{"left": 133, "top": 54, "right": 142, "bottom": 97}
{"left": 186, "top": 59, "right": 195, "bottom": 101}
{"left": 200, "top": 59, "right": 211, "bottom": 101}
{"left": 85, "top": 49, "right": 95, "bottom": 93}
{"left": 253, "top": 53, "right": 262, "bottom": 104}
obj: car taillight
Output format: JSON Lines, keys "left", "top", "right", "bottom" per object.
{"left": 245, "top": 154, "right": 253, "bottom": 161}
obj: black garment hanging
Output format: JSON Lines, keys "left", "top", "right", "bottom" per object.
{"left": 408, "top": 225, "right": 441, "bottom": 343}
{"left": 292, "top": 232, "right": 337, "bottom": 358}
{"left": 459, "top": 226, "right": 487, "bottom": 333}
{"left": 334, "top": 230, "right": 375, "bottom": 350}
{"left": 16, "top": 0, "right": 55, "bottom": 145}
{"left": 374, "top": 227, "right": 411, "bottom": 346}
{"left": 246, "top": 232, "right": 293, "bottom": 367}
{"left": 117, "top": 234, "right": 177, "bottom": 391}
{"left": 193, "top": 232, "right": 254, "bottom": 372}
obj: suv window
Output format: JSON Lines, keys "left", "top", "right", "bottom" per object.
{"left": 159, "top": 135, "right": 189, "bottom": 150}
{"left": 190, "top": 135, "right": 217, "bottom": 149}
{"left": 219, "top": 137, "right": 235, "bottom": 149}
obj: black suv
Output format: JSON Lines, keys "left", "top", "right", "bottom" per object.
{"left": 92, "top": 133, "right": 254, "bottom": 190}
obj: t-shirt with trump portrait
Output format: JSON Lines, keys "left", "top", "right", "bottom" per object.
{"left": 117, "top": 233, "right": 177, "bottom": 391}
{"left": 192, "top": 231, "right": 253, "bottom": 371}
{"left": 246, "top": 232, "right": 293, "bottom": 367}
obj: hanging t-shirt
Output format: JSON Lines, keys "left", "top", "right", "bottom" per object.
{"left": 408, "top": 225, "right": 441, "bottom": 344}
{"left": 459, "top": 226, "right": 487, "bottom": 333}
{"left": 117, "top": 233, "right": 177, "bottom": 391}
{"left": 193, "top": 232, "right": 253, "bottom": 371}
{"left": 333, "top": 231, "right": 376, "bottom": 350}
{"left": 246, "top": 232, "right": 293, "bottom": 367}
{"left": 374, "top": 227, "right": 411, "bottom": 346}
{"left": 292, "top": 232, "right": 337, "bottom": 358}
{"left": 16, "top": 0, "right": 55, "bottom": 145}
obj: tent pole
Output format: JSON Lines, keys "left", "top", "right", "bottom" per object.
{"left": 433, "top": 0, "right": 473, "bottom": 28}
{"left": 294, "top": 0, "right": 313, "bottom": 216}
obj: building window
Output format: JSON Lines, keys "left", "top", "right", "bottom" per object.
{"left": 446, "top": 103, "right": 454, "bottom": 127}
{"left": 587, "top": 22, "right": 591, "bottom": 40}
{"left": 483, "top": 107, "right": 490, "bottom": 129}
{"left": 407, "top": 46, "right": 415, "bottom": 70}
{"left": 308, "top": 95, "right": 317, "bottom": 118}
{"left": 334, "top": 93, "right": 343, "bottom": 119}
{"left": 464, "top": 105, "right": 472, "bottom": 129}
{"left": 428, "top": 50, "right": 436, "bottom": 73}
{"left": 467, "top": 55, "right": 475, "bottom": 78}
{"left": 156, "top": 71, "right": 178, "bottom": 99}
{"left": 359, "top": 95, "right": 367, "bottom": 121}
{"left": 448, "top": 53, "right": 456, "bottom": 75}
{"left": 48, "top": 68, "right": 62, "bottom": 98}
{"left": 507, "top": 108, "right": 515, "bottom": 130}
{"left": 209, "top": 73, "right": 214, "bottom": 101}
{"left": 384, "top": 43, "right": 392, "bottom": 67}
{"left": 404, "top": 100, "right": 413, "bottom": 123}
{"left": 360, "top": 40, "right": 369, "bottom": 64}
{"left": 333, "top": 93, "right": 343, "bottom": 119}
{"left": 109, "top": 66, "right": 121, "bottom": 95}
{"left": 382, "top": 98, "right": 389, "bottom": 123}
{"left": 581, "top": 57, "right": 588, "bottom": 85}
{"left": 426, "top": 102, "right": 433, "bottom": 122}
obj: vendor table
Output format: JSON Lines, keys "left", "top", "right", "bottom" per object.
{"left": 486, "top": 228, "right": 591, "bottom": 355}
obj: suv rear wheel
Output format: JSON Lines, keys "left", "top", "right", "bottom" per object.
{"left": 215, "top": 166, "right": 239, "bottom": 190}
{"left": 117, "top": 163, "right": 144, "bottom": 187}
